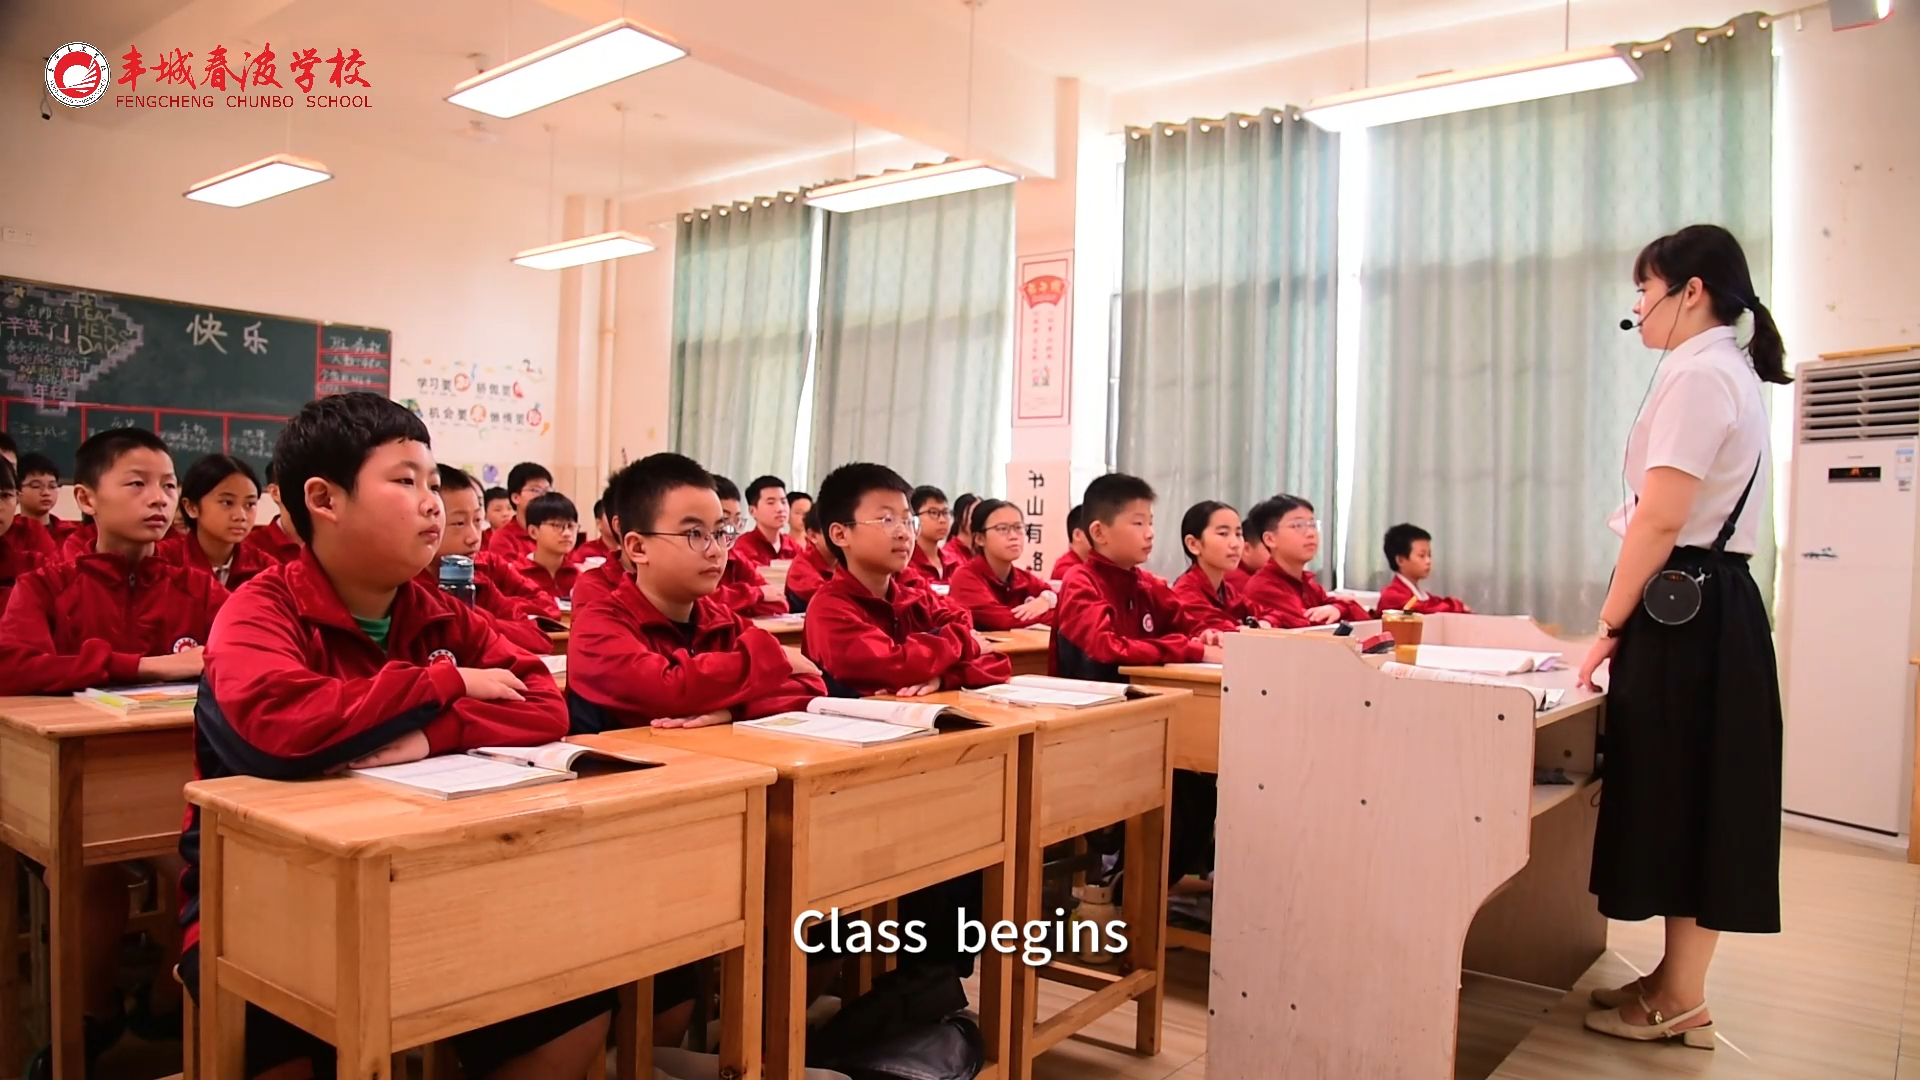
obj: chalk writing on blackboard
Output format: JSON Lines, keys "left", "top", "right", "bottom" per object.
{"left": 1, "top": 284, "right": 145, "bottom": 402}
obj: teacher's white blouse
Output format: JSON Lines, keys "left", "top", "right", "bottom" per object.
{"left": 1609, "top": 324, "right": 1772, "bottom": 555}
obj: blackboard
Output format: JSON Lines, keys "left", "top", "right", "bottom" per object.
{"left": 1, "top": 277, "right": 391, "bottom": 480}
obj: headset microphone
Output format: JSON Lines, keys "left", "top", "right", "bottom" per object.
{"left": 1620, "top": 317, "right": 1637, "bottom": 331}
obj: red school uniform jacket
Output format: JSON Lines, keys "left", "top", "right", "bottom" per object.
{"left": 0, "top": 551, "right": 227, "bottom": 694}
{"left": 1051, "top": 553, "right": 1206, "bottom": 680}
{"left": 0, "top": 516, "right": 60, "bottom": 612}
{"left": 570, "top": 557, "right": 626, "bottom": 610}
{"left": 483, "top": 516, "right": 537, "bottom": 562}
{"left": 39, "top": 515, "right": 80, "bottom": 546}
{"left": 1171, "top": 567, "right": 1257, "bottom": 633}
{"left": 59, "top": 522, "right": 98, "bottom": 563}
{"left": 518, "top": 555, "right": 582, "bottom": 603}
{"left": 801, "top": 571, "right": 1009, "bottom": 696}
{"left": 732, "top": 527, "right": 800, "bottom": 570}
{"left": 784, "top": 545, "right": 834, "bottom": 609}
{"left": 941, "top": 536, "right": 973, "bottom": 568}
{"left": 567, "top": 574, "right": 824, "bottom": 731}
{"left": 160, "top": 532, "right": 278, "bottom": 590}
{"left": 1376, "top": 574, "right": 1471, "bottom": 616}
{"left": 946, "top": 554, "right": 1054, "bottom": 632}
{"left": 472, "top": 551, "right": 561, "bottom": 619}
{"left": 907, "top": 542, "right": 957, "bottom": 584}
{"left": 415, "top": 560, "right": 554, "bottom": 656}
{"left": 572, "top": 537, "right": 614, "bottom": 566}
{"left": 181, "top": 548, "right": 568, "bottom": 955}
{"left": 1047, "top": 549, "right": 1083, "bottom": 583}
{"left": 1243, "top": 562, "right": 1370, "bottom": 629}
{"left": 243, "top": 517, "right": 302, "bottom": 565}
{"left": 714, "top": 555, "right": 789, "bottom": 618}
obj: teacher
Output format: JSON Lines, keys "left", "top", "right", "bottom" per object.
{"left": 1577, "top": 224, "right": 1789, "bottom": 1050}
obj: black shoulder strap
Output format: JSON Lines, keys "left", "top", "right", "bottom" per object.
{"left": 1711, "top": 457, "right": 1763, "bottom": 554}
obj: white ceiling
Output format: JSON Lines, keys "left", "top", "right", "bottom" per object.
{"left": 2, "top": 0, "right": 916, "bottom": 200}
{"left": 913, "top": 0, "right": 1585, "bottom": 90}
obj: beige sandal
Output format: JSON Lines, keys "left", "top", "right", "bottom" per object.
{"left": 1584, "top": 995, "right": 1715, "bottom": 1050}
{"left": 1588, "top": 977, "right": 1648, "bottom": 1010}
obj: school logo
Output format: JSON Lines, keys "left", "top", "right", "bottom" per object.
{"left": 46, "top": 43, "right": 109, "bottom": 107}
{"left": 171, "top": 636, "right": 202, "bottom": 652}
{"left": 1141, "top": 613, "right": 1155, "bottom": 634}
{"left": 427, "top": 648, "right": 457, "bottom": 666}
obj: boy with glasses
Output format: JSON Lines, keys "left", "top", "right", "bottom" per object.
{"left": 1242, "top": 494, "right": 1369, "bottom": 628}
{"left": 568, "top": 452, "right": 823, "bottom": 730}
{"left": 711, "top": 474, "right": 789, "bottom": 617}
{"left": 14, "top": 452, "right": 79, "bottom": 544}
{"left": 906, "top": 484, "right": 960, "bottom": 584}
{"left": 801, "top": 462, "right": 1010, "bottom": 696}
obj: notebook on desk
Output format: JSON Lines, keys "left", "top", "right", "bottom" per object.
{"left": 350, "top": 742, "right": 657, "bottom": 799}
{"left": 736, "top": 698, "right": 983, "bottom": 747}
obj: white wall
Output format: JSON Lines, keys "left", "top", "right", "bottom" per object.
{"left": 0, "top": 64, "right": 562, "bottom": 496}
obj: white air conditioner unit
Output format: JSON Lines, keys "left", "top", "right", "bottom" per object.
{"left": 1780, "top": 348, "right": 1920, "bottom": 837}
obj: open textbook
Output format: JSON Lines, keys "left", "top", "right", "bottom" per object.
{"left": 351, "top": 741, "right": 656, "bottom": 799}
{"left": 1380, "top": 662, "right": 1566, "bottom": 711}
{"left": 736, "top": 697, "right": 984, "bottom": 747}
{"left": 75, "top": 683, "right": 199, "bottom": 716}
{"left": 964, "top": 674, "right": 1148, "bottom": 709}
{"left": 1411, "top": 645, "right": 1564, "bottom": 676}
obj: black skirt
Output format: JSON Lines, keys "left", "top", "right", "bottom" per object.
{"left": 1589, "top": 546, "right": 1783, "bottom": 933}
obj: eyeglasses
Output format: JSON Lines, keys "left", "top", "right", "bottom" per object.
{"left": 1282, "top": 518, "right": 1322, "bottom": 533}
{"left": 20, "top": 480, "right": 59, "bottom": 493}
{"left": 639, "top": 526, "right": 740, "bottom": 553}
{"left": 850, "top": 515, "right": 920, "bottom": 537}
{"left": 919, "top": 508, "right": 953, "bottom": 521}
{"left": 980, "top": 522, "right": 1023, "bottom": 538}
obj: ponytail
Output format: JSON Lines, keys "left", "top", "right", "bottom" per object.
{"left": 1746, "top": 299, "right": 1791, "bottom": 385}
{"left": 1634, "top": 224, "right": 1790, "bottom": 386}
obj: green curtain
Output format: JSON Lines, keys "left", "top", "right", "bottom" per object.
{"left": 670, "top": 195, "right": 817, "bottom": 484}
{"left": 1342, "top": 14, "right": 1774, "bottom": 626}
{"left": 808, "top": 185, "right": 1015, "bottom": 494}
{"left": 1116, "top": 108, "right": 1341, "bottom": 582}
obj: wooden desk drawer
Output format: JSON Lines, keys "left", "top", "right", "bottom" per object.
{"left": 806, "top": 754, "right": 1007, "bottom": 905}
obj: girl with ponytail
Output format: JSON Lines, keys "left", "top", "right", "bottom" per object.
{"left": 1581, "top": 224, "right": 1786, "bottom": 1050}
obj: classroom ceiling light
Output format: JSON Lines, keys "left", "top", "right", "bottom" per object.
{"left": 448, "top": 19, "right": 685, "bottom": 119}
{"left": 511, "top": 230, "right": 654, "bottom": 270}
{"left": 1301, "top": 45, "right": 1641, "bottom": 133}
{"left": 806, "top": 159, "right": 1019, "bottom": 214}
{"left": 184, "top": 153, "right": 332, "bottom": 207}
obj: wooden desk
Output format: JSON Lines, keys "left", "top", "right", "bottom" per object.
{"left": 187, "top": 742, "right": 776, "bottom": 1080}
{"left": 0, "top": 697, "right": 196, "bottom": 1078}
{"left": 942, "top": 690, "right": 1177, "bottom": 1080}
{"left": 751, "top": 617, "right": 806, "bottom": 649}
{"left": 1206, "top": 615, "right": 1607, "bottom": 1079}
{"left": 601, "top": 717, "right": 1032, "bottom": 1080}
{"left": 547, "top": 630, "right": 570, "bottom": 655}
{"left": 983, "top": 629, "right": 1051, "bottom": 678}
{"left": 1119, "top": 665, "right": 1221, "bottom": 775}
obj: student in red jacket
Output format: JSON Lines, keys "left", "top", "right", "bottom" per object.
{"left": 519, "top": 491, "right": 582, "bottom": 601}
{"left": 1377, "top": 522, "right": 1474, "bottom": 615}
{"left": 484, "top": 484, "right": 515, "bottom": 531}
{"left": 803, "top": 463, "right": 1010, "bottom": 696}
{"left": 427, "top": 466, "right": 554, "bottom": 655}
{"left": 166, "top": 454, "right": 277, "bottom": 589}
{"left": 1242, "top": 494, "right": 1370, "bottom": 628}
{"left": 568, "top": 493, "right": 615, "bottom": 565}
{"left": 181, "top": 392, "right": 610, "bottom": 1080}
{"left": 14, "top": 451, "right": 78, "bottom": 545}
{"left": 483, "top": 460, "right": 553, "bottom": 559}
{"left": 944, "top": 492, "right": 979, "bottom": 567}
{"left": 905, "top": 485, "right": 962, "bottom": 585}
{"left": 947, "top": 499, "right": 1056, "bottom": 630}
{"left": 786, "top": 490, "right": 813, "bottom": 548}
{"left": 1048, "top": 503, "right": 1090, "bottom": 583}
{"left": 711, "top": 476, "right": 789, "bottom": 617}
{"left": 733, "top": 474, "right": 800, "bottom": 568}
{"left": 0, "top": 428, "right": 225, "bottom": 1071}
{"left": 0, "top": 458, "right": 58, "bottom": 612}
{"left": 568, "top": 452, "right": 824, "bottom": 732}
{"left": 1227, "top": 523, "right": 1269, "bottom": 591}
{"left": 784, "top": 506, "right": 835, "bottom": 612}
{"left": 1171, "top": 501, "right": 1263, "bottom": 633}
{"left": 243, "top": 465, "right": 304, "bottom": 566}
{"left": 1051, "top": 474, "right": 1222, "bottom": 683}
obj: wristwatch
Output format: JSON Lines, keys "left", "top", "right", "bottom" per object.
{"left": 1598, "top": 617, "right": 1621, "bottom": 639}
